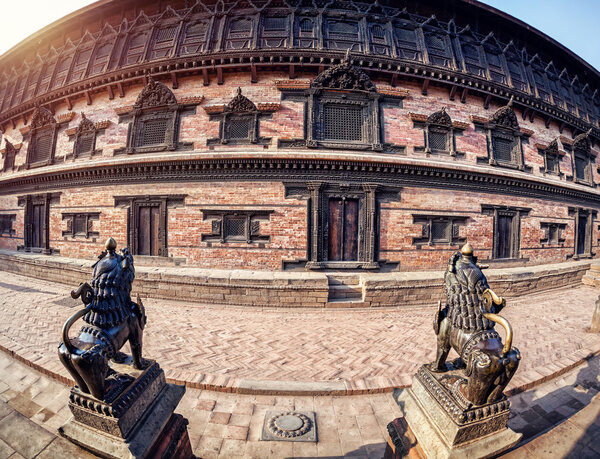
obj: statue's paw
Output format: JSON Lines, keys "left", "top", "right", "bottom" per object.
{"left": 427, "top": 362, "right": 447, "bottom": 373}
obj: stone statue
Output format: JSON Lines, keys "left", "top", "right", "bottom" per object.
{"left": 429, "top": 242, "right": 521, "bottom": 406}
{"left": 58, "top": 237, "right": 146, "bottom": 400}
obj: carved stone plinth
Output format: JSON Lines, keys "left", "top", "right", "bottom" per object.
{"left": 392, "top": 365, "right": 521, "bottom": 459}
{"left": 59, "top": 359, "right": 192, "bottom": 459}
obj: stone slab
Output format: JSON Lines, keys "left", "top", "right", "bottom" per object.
{"left": 260, "top": 411, "right": 317, "bottom": 442}
{"left": 397, "top": 388, "right": 521, "bottom": 459}
{"left": 59, "top": 383, "right": 185, "bottom": 459}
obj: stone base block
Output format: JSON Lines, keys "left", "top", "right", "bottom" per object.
{"left": 59, "top": 359, "right": 191, "bottom": 459}
{"left": 393, "top": 366, "right": 522, "bottom": 459}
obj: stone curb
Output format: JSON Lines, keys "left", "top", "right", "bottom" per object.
{"left": 1, "top": 340, "right": 598, "bottom": 397}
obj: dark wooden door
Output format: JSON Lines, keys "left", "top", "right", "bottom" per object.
{"left": 328, "top": 198, "right": 359, "bottom": 261}
{"left": 31, "top": 204, "right": 44, "bottom": 249}
{"left": 497, "top": 214, "right": 513, "bottom": 259}
{"left": 577, "top": 214, "right": 588, "bottom": 255}
{"left": 137, "top": 205, "right": 161, "bottom": 256}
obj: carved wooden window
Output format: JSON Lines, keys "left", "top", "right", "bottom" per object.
{"left": 23, "top": 67, "right": 41, "bottom": 102}
{"left": 530, "top": 66, "right": 551, "bottom": 102}
{"left": 571, "top": 132, "right": 594, "bottom": 186}
{"left": 124, "top": 77, "right": 182, "bottom": 154}
{"left": 570, "top": 207, "right": 595, "bottom": 258}
{"left": 26, "top": 105, "right": 58, "bottom": 168}
{"left": 413, "top": 215, "right": 467, "bottom": 246}
{"left": 88, "top": 42, "right": 114, "bottom": 75}
{"left": 325, "top": 19, "right": 361, "bottom": 52}
{"left": 10, "top": 76, "right": 26, "bottom": 107}
{"left": 482, "top": 205, "right": 530, "bottom": 260}
{"left": 36, "top": 61, "right": 56, "bottom": 95}
{"left": 62, "top": 213, "right": 99, "bottom": 239}
{"left": 483, "top": 46, "right": 506, "bottom": 84}
{"left": 2, "top": 80, "right": 15, "bottom": 111}
{"left": 424, "top": 31, "right": 452, "bottom": 67}
{"left": 149, "top": 24, "right": 179, "bottom": 60}
{"left": 68, "top": 48, "right": 92, "bottom": 82}
{"left": 540, "top": 222, "right": 566, "bottom": 246}
{"left": 72, "top": 114, "right": 97, "bottom": 158}
{"left": 2, "top": 141, "right": 17, "bottom": 172}
{"left": 179, "top": 20, "right": 209, "bottom": 55}
{"left": 460, "top": 40, "right": 485, "bottom": 77}
{"left": 369, "top": 23, "right": 391, "bottom": 56}
{"left": 51, "top": 56, "right": 74, "bottom": 89}
{"left": 122, "top": 32, "right": 150, "bottom": 66}
{"left": 296, "top": 17, "right": 317, "bottom": 48}
{"left": 0, "top": 215, "right": 16, "bottom": 237}
{"left": 539, "top": 140, "right": 562, "bottom": 176}
{"left": 480, "top": 102, "right": 526, "bottom": 170}
{"left": 201, "top": 210, "right": 272, "bottom": 243}
{"left": 505, "top": 56, "right": 528, "bottom": 92}
{"left": 260, "top": 15, "right": 289, "bottom": 48}
{"left": 492, "top": 133, "right": 518, "bottom": 164}
{"left": 224, "top": 17, "right": 254, "bottom": 50}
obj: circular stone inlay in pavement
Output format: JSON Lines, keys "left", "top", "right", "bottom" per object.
{"left": 262, "top": 411, "right": 316, "bottom": 441}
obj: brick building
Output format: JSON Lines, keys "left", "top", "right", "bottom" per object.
{"left": 0, "top": 0, "right": 598, "bottom": 287}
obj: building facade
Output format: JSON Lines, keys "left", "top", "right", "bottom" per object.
{"left": 0, "top": 0, "right": 598, "bottom": 275}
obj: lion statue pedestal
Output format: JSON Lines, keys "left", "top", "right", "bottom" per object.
{"left": 385, "top": 243, "right": 522, "bottom": 459}
{"left": 57, "top": 239, "right": 192, "bottom": 459}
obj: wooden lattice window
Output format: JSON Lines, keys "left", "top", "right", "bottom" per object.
{"left": 62, "top": 213, "right": 100, "bottom": 239}
{"left": 571, "top": 131, "right": 594, "bottom": 186}
{"left": 296, "top": 17, "right": 317, "bottom": 48}
{"left": 23, "top": 67, "right": 41, "bottom": 102}
{"left": 180, "top": 20, "right": 209, "bottom": 55}
{"left": 224, "top": 18, "right": 253, "bottom": 50}
{"left": 479, "top": 101, "right": 527, "bottom": 170}
{"left": 323, "top": 104, "right": 364, "bottom": 142}
{"left": 261, "top": 15, "right": 289, "bottom": 48}
{"left": 10, "top": 76, "right": 26, "bottom": 107}
{"left": 122, "top": 32, "right": 150, "bottom": 66}
{"left": 149, "top": 24, "right": 179, "bottom": 60}
{"left": 325, "top": 19, "right": 362, "bottom": 51}
{"left": 36, "top": 62, "right": 56, "bottom": 95}
{"left": 424, "top": 31, "right": 452, "bottom": 67}
{"left": 369, "top": 23, "right": 390, "bottom": 56}
{"left": 413, "top": 215, "right": 467, "bottom": 246}
{"left": 88, "top": 42, "right": 113, "bottom": 75}
{"left": 68, "top": 48, "right": 92, "bottom": 83}
{"left": 0, "top": 215, "right": 16, "bottom": 237}
{"left": 461, "top": 39, "right": 485, "bottom": 77}
{"left": 201, "top": 210, "right": 272, "bottom": 243}
{"left": 2, "top": 141, "right": 17, "bottom": 172}
{"left": 539, "top": 140, "right": 562, "bottom": 176}
{"left": 531, "top": 66, "right": 551, "bottom": 102}
{"left": 72, "top": 114, "right": 97, "bottom": 158}
{"left": 483, "top": 46, "right": 506, "bottom": 84}
{"left": 27, "top": 105, "right": 58, "bottom": 169}
{"left": 492, "top": 133, "right": 517, "bottom": 164}
{"left": 51, "top": 56, "right": 74, "bottom": 89}
{"left": 506, "top": 55, "right": 528, "bottom": 92}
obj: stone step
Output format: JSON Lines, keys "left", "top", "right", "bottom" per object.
{"left": 582, "top": 274, "right": 600, "bottom": 287}
{"left": 325, "top": 299, "right": 370, "bottom": 308}
{"left": 328, "top": 284, "right": 363, "bottom": 300}
{"left": 326, "top": 274, "right": 361, "bottom": 286}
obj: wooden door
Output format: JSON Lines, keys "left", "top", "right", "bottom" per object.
{"left": 328, "top": 198, "right": 359, "bottom": 261}
{"left": 577, "top": 214, "right": 588, "bottom": 255}
{"left": 137, "top": 205, "right": 161, "bottom": 256}
{"left": 31, "top": 204, "right": 44, "bottom": 249}
{"left": 496, "top": 214, "right": 513, "bottom": 259}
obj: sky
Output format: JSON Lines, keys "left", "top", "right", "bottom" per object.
{"left": 0, "top": 0, "right": 598, "bottom": 71}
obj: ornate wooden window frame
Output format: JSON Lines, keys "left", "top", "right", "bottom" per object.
{"left": 0, "top": 214, "right": 16, "bottom": 237}
{"left": 540, "top": 222, "right": 566, "bottom": 246}
{"left": 476, "top": 99, "right": 529, "bottom": 171}
{"left": 538, "top": 139, "right": 563, "bottom": 177}
{"left": 569, "top": 207, "right": 596, "bottom": 259}
{"left": 62, "top": 213, "right": 100, "bottom": 239}
{"left": 201, "top": 209, "right": 273, "bottom": 243}
{"left": 278, "top": 59, "right": 405, "bottom": 153}
{"left": 118, "top": 76, "right": 197, "bottom": 155}
{"left": 482, "top": 204, "right": 530, "bottom": 261}
{"left": 206, "top": 88, "right": 274, "bottom": 146}
{"left": 569, "top": 130, "right": 595, "bottom": 186}
{"left": 2, "top": 140, "right": 19, "bottom": 172}
{"left": 18, "top": 192, "right": 61, "bottom": 254}
{"left": 67, "top": 113, "right": 99, "bottom": 159}
{"left": 412, "top": 215, "right": 467, "bottom": 246}
{"left": 114, "top": 194, "right": 186, "bottom": 258}
{"left": 412, "top": 108, "right": 465, "bottom": 157}
{"left": 25, "top": 104, "right": 59, "bottom": 169}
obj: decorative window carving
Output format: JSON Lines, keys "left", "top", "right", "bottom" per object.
{"left": 10, "top": 74, "right": 27, "bottom": 107}
{"left": 206, "top": 88, "right": 274, "bottom": 145}
{"left": 88, "top": 42, "right": 114, "bottom": 76}
{"left": 25, "top": 104, "right": 58, "bottom": 168}
{"left": 296, "top": 17, "right": 317, "bottom": 48}
{"left": 412, "top": 108, "right": 464, "bottom": 157}
{"left": 179, "top": 19, "right": 210, "bottom": 55}
{"left": 0, "top": 214, "right": 16, "bottom": 237}
{"left": 114, "top": 194, "right": 186, "bottom": 257}
{"left": 412, "top": 215, "right": 467, "bottom": 246}
{"left": 570, "top": 130, "right": 594, "bottom": 186}
{"left": 2, "top": 140, "right": 18, "bottom": 172}
{"left": 51, "top": 53, "right": 74, "bottom": 89}
{"left": 68, "top": 47, "right": 93, "bottom": 83}
{"left": 482, "top": 204, "right": 530, "bottom": 260}
{"left": 23, "top": 65, "right": 41, "bottom": 102}
{"left": 224, "top": 17, "right": 254, "bottom": 50}
{"left": 201, "top": 210, "right": 272, "bottom": 243}
{"left": 369, "top": 23, "right": 391, "bottom": 56}
{"left": 71, "top": 113, "right": 98, "bottom": 158}
{"left": 62, "top": 213, "right": 100, "bottom": 239}
{"left": 504, "top": 44, "right": 528, "bottom": 92}
{"left": 540, "top": 222, "right": 566, "bottom": 246}
{"left": 423, "top": 24, "right": 453, "bottom": 68}
{"left": 477, "top": 98, "right": 528, "bottom": 171}
{"left": 482, "top": 35, "right": 507, "bottom": 84}
{"left": 538, "top": 139, "right": 563, "bottom": 176}
{"left": 149, "top": 24, "right": 180, "bottom": 60}
{"left": 37, "top": 60, "right": 56, "bottom": 95}
{"left": 458, "top": 29, "right": 485, "bottom": 77}
{"left": 325, "top": 19, "right": 362, "bottom": 52}
{"left": 261, "top": 15, "right": 289, "bottom": 48}
{"left": 569, "top": 207, "right": 596, "bottom": 259}
{"left": 121, "top": 76, "right": 188, "bottom": 154}
{"left": 122, "top": 30, "right": 151, "bottom": 66}
{"left": 529, "top": 58, "right": 551, "bottom": 102}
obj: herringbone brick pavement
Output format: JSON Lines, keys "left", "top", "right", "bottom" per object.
{"left": 0, "top": 271, "right": 598, "bottom": 393}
